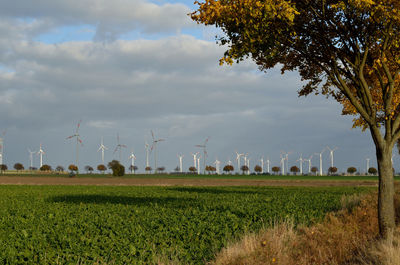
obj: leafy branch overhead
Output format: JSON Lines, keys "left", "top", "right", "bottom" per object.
{"left": 192, "top": 0, "right": 400, "bottom": 133}
{"left": 191, "top": 0, "right": 400, "bottom": 238}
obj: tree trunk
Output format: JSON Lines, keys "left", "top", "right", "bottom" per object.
{"left": 376, "top": 144, "right": 396, "bottom": 238}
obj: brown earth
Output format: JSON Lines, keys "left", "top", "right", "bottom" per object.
{"left": 0, "top": 176, "right": 379, "bottom": 187}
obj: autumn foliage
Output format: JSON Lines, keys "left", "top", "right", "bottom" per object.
{"left": 192, "top": 0, "right": 400, "bottom": 238}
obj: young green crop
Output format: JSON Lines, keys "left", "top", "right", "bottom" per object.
{"left": 0, "top": 185, "right": 369, "bottom": 264}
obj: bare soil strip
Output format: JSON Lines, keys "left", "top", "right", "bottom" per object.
{"left": 0, "top": 176, "right": 379, "bottom": 187}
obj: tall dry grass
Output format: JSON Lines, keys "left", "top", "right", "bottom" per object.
{"left": 211, "top": 191, "right": 400, "bottom": 265}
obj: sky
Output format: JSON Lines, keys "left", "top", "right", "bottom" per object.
{"left": 0, "top": 0, "right": 389, "bottom": 174}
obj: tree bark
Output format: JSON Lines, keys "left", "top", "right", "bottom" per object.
{"left": 375, "top": 143, "right": 396, "bottom": 238}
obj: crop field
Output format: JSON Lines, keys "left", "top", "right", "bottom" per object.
{"left": 2, "top": 171, "right": 400, "bottom": 181}
{"left": 0, "top": 185, "right": 370, "bottom": 264}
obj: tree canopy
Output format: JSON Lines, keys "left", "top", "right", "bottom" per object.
{"left": 192, "top": 0, "right": 400, "bottom": 135}
{"left": 191, "top": 0, "right": 400, "bottom": 238}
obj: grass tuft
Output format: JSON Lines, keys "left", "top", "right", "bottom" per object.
{"left": 211, "top": 190, "right": 400, "bottom": 265}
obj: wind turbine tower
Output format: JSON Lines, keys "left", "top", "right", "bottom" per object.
{"left": 305, "top": 155, "right": 313, "bottom": 174}
{"left": 37, "top": 144, "right": 45, "bottom": 168}
{"left": 129, "top": 150, "right": 136, "bottom": 174}
{"left": 315, "top": 148, "right": 325, "bottom": 176}
{"left": 214, "top": 158, "right": 221, "bottom": 174}
{"left": 191, "top": 152, "right": 199, "bottom": 170}
{"left": 0, "top": 130, "right": 6, "bottom": 165}
{"left": 260, "top": 157, "right": 264, "bottom": 173}
{"left": 280, "top": 155, "right": 285, "bottom": 175}
{"left": 145, "top": 141, "right": 150, "bottom": 169}
{"left": 195, "top": 137, "right": 209, "bottom": 174}
{"left": 177, "top": 154, "right": 184, "bottom": 173}
{"left": 326, "top": 146, "right": 338, "bottom": 168}
{"left": 366, "top": 158, "right": 370, "bottom": 174}
{"left": 113, "top": 133, "right": 127, "bottom": 162}
{"left": 98, "top": 137, "right": 108, "bottom": 165}
{"left": 197, "top": 155, "right": 201, "bottom": 175}
{"left": 150, "top": 130, "right": 165, "bottom": 173}
{"left": 28, "top": 149, "right": 35, "bottom": 168}
{"left": 266, "top": 157, "right": 270, "bottom": 174}
{"left": 235, "top": 151, "right": 243, "bottom": 174}
{"left": 66, "top": 121, "right": 83, "bottom": 171}
{"left": 297, "top": 154, "right": 304, "bottom": 175}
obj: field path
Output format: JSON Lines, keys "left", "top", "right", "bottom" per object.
{"left": 0, "top": 176, "right": 379, "bottom": 187}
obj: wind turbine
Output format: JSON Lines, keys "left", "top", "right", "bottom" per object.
{"left": 243, "top": 153, "right": 249, "bottom": 174}
{"left": 214, "top": 158, "right": 221, "bottom": 174}
{"left": 145, "top": 141, "right": 150, "bottom": 169}
{"left": 28, "top": 149, "right": 35, "bottom": 168}
{"left": 98, "top": 137, "right": 108, "bottom": 165}
{"left": 113, "top": 133, "right": 127, "bottom": 162}
{"left": 197, "top": 155, "right": 201, "bottom": 175}
{"left": 326, "top": 146, "right": 338, "bottom": 168}
{"left": 235, "top": 151, "right": 244, "bottom": 174}
{"left": 191, "top": 152, "right": 199, "bottom": 169}
{"left": 266, "top": 157, "right": 270, "bottom": 174}
{"left": 280, "top": 155, "right": 285, "bottom": 175}
{"left": 195, "top": 137, "right": 210, "bottom": 174}
{"left": 66, "top": 121, "right": 83, "bottom": 170}
{"left": 260, "top": 156, "right": 264, "bottom": 173}
{"left": 305, "top": 155, "right": 313, "bottom": 174}
{"left": 37, "top": 143, "right": 45, "bottom": 168}
{"left": 177, "top": 154, "right": 184, "bottom": 173}
{"left": 297, "top": 154, "right": 304, "bottom": 175}
{"left": 366, "top": 158, "right": 370, "bottom": 175}
{"left": 315, "top": 148, "right": 325, "bottom": 176}
{"left": 150, "top": 130, "right": 165, "bottom": 173}
{"left": 0, "top": 130, "right": 6, "bottom": 165}
{"left": 246, "top": 157, "right": 250, "bottom": 175}
{"left": 129, "top": 150, "right": 136, "bottom": 174}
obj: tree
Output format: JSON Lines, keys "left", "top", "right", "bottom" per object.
{"left": 157, "top": 167, "right": 165, "bottom": 173}
{"left": 271, "top": 166, "right": 280, "bottom": 175}
{"left": 311, "top": 167, "right": 318, "bottom": 175}
{"left": 14, "top": 163, "right": 24, "bottom": 172}
{"left": 68, "top": 164, "right": 78, "bottom": 172}
{"left": 205, "top": 165, "right": 213, "bottom": 174}
{"left": 108, "top": 160, "right": 125, "bottom": 177}
{"left": 0, "top": 164, "right": 7, "bottom": 173}
{"left": 223, "top": 165, "right": 234, "bottom": 174}
{"left": 189, "top": 166, "right": 197, "bottom": 173}
{"left": 129, "top": 165, "right": 138, "bottom": 174}
{"left": 254, "top": 165, "right": 262, "bottom": 174}
{"left": 145, "top": 166, "right": 152, "bottom": 174}
{"left": 40, "top": 164, "right": 52, "bottom": 171}
{"left": 56, "top": 166, "right": 64, "bottom": 172}
{"left": 85, "top": 165, "right": 94, "bottom": 174}
{"left": 192, "top": 0, "right": 400, "bottom": 238}
{"left": 290, "top": 166, "right": 300, "bottom": 175}
{"left": 368, "top": 167, "right": 378, "bottom": 175}
{"left": 97, "top": 164, "right": 106, "bottom": 174}
{"left": 347, "top": 167, "right": 358, "bottom": 175}
{"left": 240, "top": 165, "right": 249, "bottom": 174}
{"left": 328, "top": 167, "right": 338, "bottom": 175}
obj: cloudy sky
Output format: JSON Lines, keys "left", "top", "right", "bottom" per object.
{"left": 0, "top": 0, "right": 386, "bottom": 174}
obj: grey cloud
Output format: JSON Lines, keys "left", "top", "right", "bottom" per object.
{"left": 0, "top": 0, "right": 194, "bottom": 41}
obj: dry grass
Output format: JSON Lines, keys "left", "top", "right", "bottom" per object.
{"left": 211, "top": 191, "right": 400, "bottom": 265}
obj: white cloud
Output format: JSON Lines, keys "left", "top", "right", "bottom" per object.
{"left": 0, "top": 0, "right": 194, "bottom": 41}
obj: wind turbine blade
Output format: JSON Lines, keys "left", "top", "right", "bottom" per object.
{"left": 66, "top": 135, "right": 74, "bottom": 139}
{"left": 121, "top": 145, "right": 127, "bottom": 148}
{"left": 151, "top": 130, "right": 155, "bottom": 141}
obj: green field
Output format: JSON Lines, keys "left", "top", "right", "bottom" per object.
{"left": 2, "top": 171, "right": 400, "bottom": 181}
{"left": 0, "top": 185, "right": 370, "bottom": 264}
